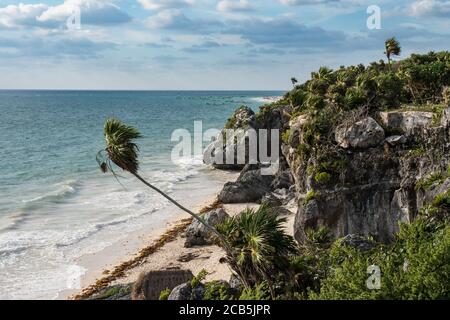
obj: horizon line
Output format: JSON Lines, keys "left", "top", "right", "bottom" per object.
{"left": 0, "top": 88, "right": 287, "bottom": 92}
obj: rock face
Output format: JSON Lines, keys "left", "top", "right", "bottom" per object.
{"left": 203, "top": 106, "right": 257, "bottom": 170}
{"left": 184, "top": 208, "right": 229, "bottom": 247}
{"left": 218, "top": 164, "right": 274, "bottom": 203}
{"left": 283, "top": 107, "right": 450, "bottom": 244}
{"left": 335, "top": 117, "right": 385, "bottom": 149}
{"left": 379, "top": 110, "right": 434, "bottom": 135}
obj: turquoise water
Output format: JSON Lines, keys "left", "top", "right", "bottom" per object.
{"left": 0, "top": 90, "right": 282, "bottom": 299}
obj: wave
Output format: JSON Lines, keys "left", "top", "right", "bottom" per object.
{"left": 249, "top": 96, "right": 282, "bottom": 103}
{"left": 21, "top": 180, "right": 79, "bottom": 206}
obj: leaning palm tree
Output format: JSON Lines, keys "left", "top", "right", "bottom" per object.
{"left": 384, "top": 37, "right": 401, "bottom": 69}
{"left": 96, "top": 118, "right": 231, "bottom": 251}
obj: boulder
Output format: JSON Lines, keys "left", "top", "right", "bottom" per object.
{"left": 385, "top": 135, "right": 407, "bottom": 146}
{"left": 184, "top": 208, "right": 230, "bottom": 247}
{"left": 260, "top": 192, "right": 283, "bottom": 208}
{"left": 270, "top": 169, "right": 293, "bottom": 190}
{"left": 168, "top": 282, "right": 205, "bottom": 300}
{"left": 218, "top": 165, "right": 274, "bottom": 203}
{"left": 379, "top": 110, "right": 434, "bottom": 135}
{"left": 335, "top": 117, "right": 385, "bottom": 149}
{"left": 168, "top": 283, "right": 192, "bottom": 300}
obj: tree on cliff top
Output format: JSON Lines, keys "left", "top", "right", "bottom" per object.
{"left": 385, "top": 37, "right": 401, "bottom": 68}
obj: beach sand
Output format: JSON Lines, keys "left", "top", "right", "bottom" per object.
{"left": 66, "top": 195, "right": 297, "bottom": 300}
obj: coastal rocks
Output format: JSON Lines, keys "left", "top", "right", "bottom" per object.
{"left": 335, "top": 117, "right": 385, "bottom": 149}
{"left": 203, "top": 106, "right": 257, "bottom": 170}
{"left": 270, "top": 169, "right": 293, "bottom": 190}
{"left": 184, "top": 208, "right": 230, "bottom": 247}
{"left": 218, "top": 165, "right": 274, "bottom": 203}
{"left": 168, "top": 282, "right": 205, "bottom": 300}
{"left": 379, "top": 110, "right": 434, "bottom": 135}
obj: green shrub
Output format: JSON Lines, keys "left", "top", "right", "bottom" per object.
{"left": 281, "top": 129, "right": 291, "bottom": 144}
{"left": 314, "top": 172, "right": 332, "bottom": 185}
{"left": 305, "top": 190, "right": 320, "bottom": 203}
{"left": 239, "top": 282, "right": 271, "bottom": 300}
{"left": 204, "top": 281, "right": 235, "bottom": 300}
{"left": 308, "top": 217, "right": 450, "bottom": 300}
{"left": 191, "top": 269, "right": 208, "bottom": 288}
{"left": 415, "top": 172, "right": 446, "bottom": 191}
{"left": 217, "top": 206, "right": 297, "bottom": 295}
{"left": 159, "top": 288, "right": 171, "bottom": 300}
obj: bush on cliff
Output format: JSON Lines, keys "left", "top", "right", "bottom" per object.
{"left": 285, "top": 214, "right": 450, "bottom": 300}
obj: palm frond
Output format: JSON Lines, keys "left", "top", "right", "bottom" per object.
{"left": 102, "top": 118, "right": 142, "bottom": 174}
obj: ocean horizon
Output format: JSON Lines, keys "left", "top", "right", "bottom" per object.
{"left": 0, "top": 90, "right": 283, "bottom": 299}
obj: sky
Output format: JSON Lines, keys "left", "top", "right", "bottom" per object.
{"left": 0, "top": 0, "right": 449, "bottom": 90}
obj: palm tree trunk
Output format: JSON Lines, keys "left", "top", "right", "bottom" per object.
{"left": 132, "top": 172, "right": 232, "bottom": 252}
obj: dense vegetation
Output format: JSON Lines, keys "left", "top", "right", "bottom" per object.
{"left": 205, "top": 47, "right": 450, "bottom": 300}
{"left": 207, "top": 201, "right": 449, "bottom": 300}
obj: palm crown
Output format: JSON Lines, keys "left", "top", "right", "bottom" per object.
{"left": 100, "top": 118, "right": 142, "bottom": 175}
{"left": 385, "top": 37, "right": 401, "bottom": 64}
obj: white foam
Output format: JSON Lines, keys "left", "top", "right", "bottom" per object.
{"left": 249, "top": 96, "right": 282, "bottom": 103}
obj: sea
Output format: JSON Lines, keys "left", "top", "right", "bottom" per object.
{"left": 0, "top": 90, "right": 283, "bottom": 299}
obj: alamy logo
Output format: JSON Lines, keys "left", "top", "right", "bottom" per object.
{"left": 367, "top": 5, "right": 381, "bottom": 30}
{"left": 66, "top": 7, "right": 81, "bottom": 30}
{"left": 366, "top": 265, "right": 381, "bottom": 290}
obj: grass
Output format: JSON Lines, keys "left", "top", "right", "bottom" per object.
{"left": 415, "top": 172, "right": 447, "bottom": 191}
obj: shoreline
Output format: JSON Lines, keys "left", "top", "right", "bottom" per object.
{"left": 67, "top": 192, "right": 297, "bottom": 300}
{"left": 62, "top": 175, "right": 239, "bottom": 300}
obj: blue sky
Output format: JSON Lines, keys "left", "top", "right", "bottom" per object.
{"left": 0, "top": 0, "right": 449, "bottom": 90}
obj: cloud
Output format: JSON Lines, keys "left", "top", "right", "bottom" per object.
{"left": 182, "top": 40, "right": 223, "bottom": 53}
{"left": 0, "top": 4, "right": 48, "bottom": 28}
{"left": 0, "top": 33, "right": 116, "bottom": 58}
{"left": 279, "top": 0, "right": 339, "bottom": 5}
{"left": 0, "top": 0, "right": 131, "bottom": 29}
{"left": 217, "top": 0, "right": 254, "bottom": 12}
{"left": 408, "top": 0, "right": 450, "bottom": 17}
{"left": 145, "top": 9, "right": 223, "bottom": 33}
{"left": 39, "top": 0, "right": 131, "bottom": 26}
{"left": 224, "top": 16, "right": 346, "bottom": 51}
{"left": 138, "top": 0, "right": 195, "bottom": 10}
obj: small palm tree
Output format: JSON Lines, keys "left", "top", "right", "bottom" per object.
{"left": 217, "top": 205, "right": 297, "bottom": 297}
{"left": 96, "top": 118, "right": 231, "bottom": 250}
{"left": 384, "top": 37, "right": 401, "bottom": 68}
{"left": 291, "top": 77, "right": 298, "bottom": 88}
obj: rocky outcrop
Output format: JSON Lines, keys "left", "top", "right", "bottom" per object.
{"left": 218, "top": 164, "right": 274, "bottom": 203}
{"left": 203, "top": 106, "right": 257, "bottom": 170}
{"left": 335, "top": 117, "right": 385, "bottom": 149}
{"left": 284, "top": 108, "right": 450, "bottom": 244}
{"left": 379, "top": 110, "right": 434, "bottom": 135}
{"left": 184, "top": 208, "right": 229, "bottom": 247}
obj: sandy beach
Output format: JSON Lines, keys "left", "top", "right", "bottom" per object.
{"left": 65, "top": 191, "right": 297, "bottom": 300}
